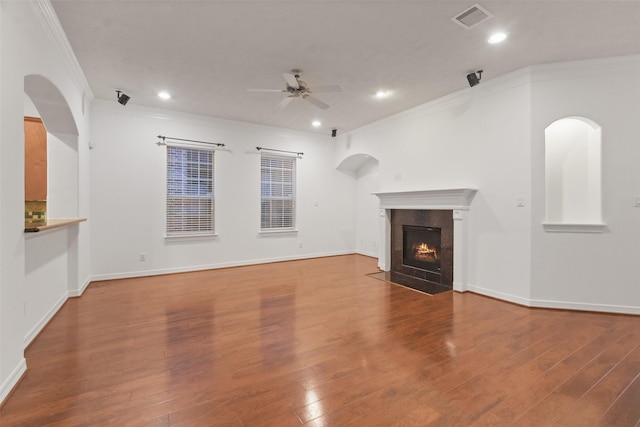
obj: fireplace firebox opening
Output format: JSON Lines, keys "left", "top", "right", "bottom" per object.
{"left": 402, "top": 225, "right": 442, "bottom": 274}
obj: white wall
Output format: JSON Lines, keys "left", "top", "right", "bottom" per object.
{"left": 89, "top": 101, "right": 356, "bottom": 279}
{"left": 47, "top": 133, "right": 79, "bottom": 218}
{"left": 339, "top": 70, "right": 534, "bottom": 303}
{"left": 24, "top": 229, "right": 71, "bottom": 346}
{"left": 354, "top": 158, "right": 380, "bottom": 258}
{"left": 0, "top": 1, "right": 92, "bottom": 403}
{"left": 530, "top": 56, "right": 640, "bottom": 313}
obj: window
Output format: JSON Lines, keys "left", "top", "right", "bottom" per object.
{"left": 166, "top": 146, "right": 214, "bottom": 236}
{"left": 261, "top": 154, "right": 296, "bottom": 230}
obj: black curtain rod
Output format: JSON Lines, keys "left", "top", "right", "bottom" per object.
{"left": 157, "top": 135, "right": 225, "bottom": 147}
{"left": 256, "top": 147, "right": 303, "bottom": 156}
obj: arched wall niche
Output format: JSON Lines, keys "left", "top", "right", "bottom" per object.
{"left": 544, "top": 116, "right": 604, "bottom": 232}
{"left": 24, "top": 74, "right": 79, "bottom": 218}
{"left": 336, "top": 152, "right": 379, "bottom": 176}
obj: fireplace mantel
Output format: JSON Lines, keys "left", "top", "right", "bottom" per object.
{"left": 373, "top": 188, "right": 477, "bottom": 293}
{"left": 373, "top": 189, "right": 477, "bottom": 210}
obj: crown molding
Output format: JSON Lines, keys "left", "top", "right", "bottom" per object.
{"left": 91, "top": 99, "right": 328, "bottom": 142}
{"left": 29, "top": 0, "right": 94, "bottom": 100}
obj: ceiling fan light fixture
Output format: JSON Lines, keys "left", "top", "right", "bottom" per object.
{"left": 247, "top": 69, "right": 340, "bottom": 110}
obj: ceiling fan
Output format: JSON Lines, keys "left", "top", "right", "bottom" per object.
{"left": 248, "top": 69, "right": 342, "bottom": 110}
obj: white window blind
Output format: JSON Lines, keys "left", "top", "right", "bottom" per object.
{"left": 261, "top": 154, "right": 296, "bottom": 230}
{"left": 166, "top": 146, "right": 214, "bottom": 236}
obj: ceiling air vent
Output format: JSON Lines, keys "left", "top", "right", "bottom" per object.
{"left": 452, "top": 4, "right": 493, "bottom": 29}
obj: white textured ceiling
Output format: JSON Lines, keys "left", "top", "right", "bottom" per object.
{"left": 51, "top": 1, "right": 640, "bottom": 135}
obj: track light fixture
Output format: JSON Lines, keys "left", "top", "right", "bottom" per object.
{"left": 466, "top": 70, "right": 483, "bottom": 87}
{"left": 116, "top": 90, "right": 131, "bottom": 106}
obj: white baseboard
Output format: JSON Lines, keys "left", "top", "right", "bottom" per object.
{"left": 0, "top": 358, "right": 26, "bottom": 404}
{"left": 527, "top": 298, "right": 640, "bottom": 315}
{"left": 453, "top": 281, "right": 467, "bottom": 292}
{"left": 355, "top": 250, "right": 378, "bottom": 259}
{"left": 90, "top": 250, "right": 355, "bottom": 282}
{"left": 466, "top": 284, "right": 531, "bottom": 306}
{"left": 68, "top": 276, "right": 91, "bottom": 297}
{"left": 24, "top": 291, "right": 68, "bottom": 347}
{"left": 466, "top": 283, "right": 640, "bottom": 315}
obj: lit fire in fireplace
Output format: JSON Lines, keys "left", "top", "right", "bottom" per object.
{"left": 413, "top": 242, "right": 438, "bottom": 262}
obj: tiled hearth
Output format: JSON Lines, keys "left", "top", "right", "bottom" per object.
{"left": 374, "top": 189, "right": 477, "bottom": 293}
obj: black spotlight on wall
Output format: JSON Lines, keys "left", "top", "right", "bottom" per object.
{"left": 331, "top": 128, "right": 337, "bottom": 138}
{"left": 466, "top": 70, "right": 483, "bottom": 87}
{"left": 116, "top": 90, "right": 131, "bottom": 106}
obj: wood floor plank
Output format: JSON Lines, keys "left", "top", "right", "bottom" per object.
{"left": 1, "top": 255, "right": 638, "bottom": 426}
{"left": 597, "top": 373, "right": 640, "bottom": 426}
{"left": 553, "top": 343, "right": 640, "bottom": 426}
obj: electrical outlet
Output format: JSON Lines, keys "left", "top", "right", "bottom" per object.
{"left": 139, "top": 253, "right": 146, "bottom": 261}
{"left": 634, "top": 195, "right": 640, "bottom": 207}
{"left": 298, "top": 242, "right": 303, "bottom": 248}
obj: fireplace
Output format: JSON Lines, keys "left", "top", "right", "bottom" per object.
{"left": 403, "top": 225, "right": 441, "bottom": 273}
{"left": 390, "top": 209, "right": 453, "bottom": 293}
{"left": 373, "top": 188, "right": 477, "bottom": 293}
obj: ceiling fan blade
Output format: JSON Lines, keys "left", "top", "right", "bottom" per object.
{"left": 278, "top": 96, "right": 294, "bottom": 109}
{"left": 303, "top": 95, "right": 330, "bottom": 110}
{"left": 247, "top": 88, "right": 286, "bottom": 93}
{"left": 283, "top": 73, "right": 299, "bottom": 89}
{"left": 310, "top": 85, "right": 342, "bottom": 93}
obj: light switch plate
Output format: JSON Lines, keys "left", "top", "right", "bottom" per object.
{"left": 634, "top": 195, "right": 640, "bottom": 207}
{"left": 517, "top": 197, "right": 525, "bottom": 207}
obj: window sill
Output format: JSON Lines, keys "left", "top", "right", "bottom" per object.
{"left": 25, "top": 218, "right": 86, "bottom": 233}
{"left": 542, "top": 222, "right": 607, "bottom": 233}
{"left": 259, "top": 229, "right": 298, "bottom": 235}
{"left": 164, "top": 233, "right": 218, "bottom": 242}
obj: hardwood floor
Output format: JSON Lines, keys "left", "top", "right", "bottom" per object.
{"left": 2, "top": 254, "right": 639, "bottom": 426}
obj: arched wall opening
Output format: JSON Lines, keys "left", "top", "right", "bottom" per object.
{"left": 544, "top": 116, "right": 602, "bottom": 226}
{"left": 23, "top": 75, "right": 81, "bottom": 347}
{"left": 24, "top": 74, "right": 79, "bottom": 218}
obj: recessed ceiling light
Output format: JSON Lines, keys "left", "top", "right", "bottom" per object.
{"left": 488, "top": 32, "right": 507, "bottom": 44}
{"left": 375, "top": 90, "right": 391, "bottom": 99}
{"left": 311, "top": 120, "right": 321, "bottom": 127}
{"left": 158, "top": 91, "right": 171, "bottom": 100}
